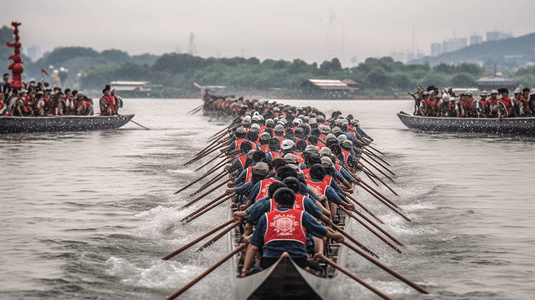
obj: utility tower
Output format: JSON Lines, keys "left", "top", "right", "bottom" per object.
{"left": 188, "top": 33, "right": 196, "bottom": 56}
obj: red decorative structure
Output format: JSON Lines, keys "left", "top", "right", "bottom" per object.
{"left": 6, "top": 22, "right": 24, "bottom": 90}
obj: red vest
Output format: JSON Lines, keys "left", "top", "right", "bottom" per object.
{"left": 234, "top": 138, "right": 248, "bottom": 150}
{"left": 259, "top": 145, "right": 270, "bottom": 152}
{"left": 245, "top": 166, "right": 254, "bottom": 183}
{"left": 302, "top": 169, "right": 311, "bottom": 180}
{"left": 269, "top": 151, "right": 282, "bottom": 160}
{"left": 238, "top": 155, "right": 248, "bottom": 169}
{"left": 256, "top": 178, "right": 280, "bottom": 201}
{"left": 102, "top": 95, "right": 116, "bottom": 112}
{"left": 269, "top": 194, "right": 305, "bottom": 211}
{"left": 340, "top": 149, "right": 351, "bottom": 167}
{"left": 499, "top": 97, "right": 512, "bottom": 107}
{"left": 264, "top": 209, "right": 307, "bottom": 245}
{"left": 306, "top": 180, "right": 329, "bottom": 197}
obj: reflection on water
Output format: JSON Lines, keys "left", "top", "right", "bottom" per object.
{"left": 0, "top": 99, "right": 534, "bottom": 300}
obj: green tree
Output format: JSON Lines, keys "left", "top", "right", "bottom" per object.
{"left": 450, "top": 73, "right": 476, "bottom": 87}
{"left": 367, "top": 67, "right": 390, "bottom": 89}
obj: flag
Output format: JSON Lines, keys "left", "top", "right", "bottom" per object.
{"left": 41, "top": 69, "right": 49, "bottom": 76}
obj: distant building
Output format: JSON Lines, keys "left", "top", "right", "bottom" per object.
{"left": 486, "top": 31, "right": 513, "bottom": 41}
{"left": 442, "top": 38, "right": 467, "bottom": 53}
{"left": 301, "top": 80, "right": 355, "bottom": 98}
{"left": 110, "top": 81, "right": 162, "bottom": 98}
{"left": 470, "top": 35, "right": 483, "bottom": 46}
{"left": 431, "top": 42, "right": 442, "bottom": 57}
{"left": 26, "top": 45, "right": 41, "bottom": 62}
{"left": 475, "top": 77, "right": 519, "bottom": 92}
{"left": 341, "top": 79, "right": 360, "bottom": 89}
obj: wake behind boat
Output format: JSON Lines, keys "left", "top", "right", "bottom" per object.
{"left": 0, "top": 114, "right": 134, "bottom": 134}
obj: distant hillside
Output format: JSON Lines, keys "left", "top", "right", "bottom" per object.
{"left": 409, "top": 32, "right": 535, "bottom": 69}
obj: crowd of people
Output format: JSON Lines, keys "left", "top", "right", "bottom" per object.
{"left": 409, "top": 85, "right": 535, "bottom": 118}
{"left": 200, "top": 93, "right": 375, "bottom": 277}
{"left": 0, "top": 73, "right": 121, "bottom": 117}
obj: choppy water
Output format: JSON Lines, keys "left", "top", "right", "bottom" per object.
{"left": 1, "top": 99, "right": 534, "bottom": 300}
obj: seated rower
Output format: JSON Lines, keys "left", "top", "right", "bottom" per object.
{"left": 240, "top": 187, "right": 343, "bottom": 277}
{"left": 100, "top": 87, "right": 116, "bottom": 116}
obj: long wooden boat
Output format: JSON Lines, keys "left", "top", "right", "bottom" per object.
{"left": 227, "top": 207, "right": 351, "bottom": 300}
{"left": 397, "top": 111, "right": 535, "bottom": 136}
{"left": 0, "top": 114, "right": 135, "bottom": 134}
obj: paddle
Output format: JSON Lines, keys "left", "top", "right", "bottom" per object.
{"left": 361, "top": 158, "right": 394, "bottom": 182}
{"left": 180, "top": 193, "right": 235, "bottom": 220}
{"left": 196, "top": 220, "right": 241, "bottom": 251}
{"left": 367, "top": 145, "right": 384, "bottom": 155}
{"left": 182, "top": 192, "right": 235, "bottom": 223}
{"left": 339, "top": 206, "right": 404, "bottom": 250}
{"left": 344, "top": 192, "right": 384, "bottom": 224}
{"left": 162, "top": 219, "right": 235, "bottom": 260}
{"left": 165, "top": 244, "right": 246, "bottom": 300}
{"left": 332, "top": 224, "right": 379, "bottom": 258}
{"left": 195, "top": 152, "right": 225, "bottom": 172}
{"left": 339, "top": 241, "right": 429, "bottom": 294}
{"left": 363, "top": 152, "right": 395, "bottom": 175}
{"left": 117, "top": 113, "right": 150, "bottom": 130}
{"left": 314, "top": 253, "right": 393, "bottom": 300}
{"left": 362, "top": 166, "right": 399, "bottom": 196}
{"left": 363, "top": 149, "right": 391, "bottom": 167}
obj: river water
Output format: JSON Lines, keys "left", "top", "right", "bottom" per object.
{"left": 1, "top": 99, "right": 534, "bottom": 300}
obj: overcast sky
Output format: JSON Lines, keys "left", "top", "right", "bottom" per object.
{"left": 3, "top": 0, "right": 535, "bottom": 66}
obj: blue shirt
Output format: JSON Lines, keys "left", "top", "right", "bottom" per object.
{"left": 251, "top": 207, "right": 328, "bottom": 259}
{"left": 235, "top": 181, "right": 255, "bottom": 197}
{"left": 246, "top": 195, "right": 323, "bottom": 222}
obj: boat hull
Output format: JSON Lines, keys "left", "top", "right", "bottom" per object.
{"left": 227, "top": 210, "right": 347, "bottom": 300}
{"left": 397, "top": 111, "right": 535, "bottom": 136}
{"left": 0, "top": 114, "right": 135, "bottom": 134}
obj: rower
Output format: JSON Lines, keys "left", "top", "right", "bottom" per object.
{"left": 306, "top": 164, "right": 355, "bottom": 220}
{"left": 488, "top": 90, "right": 501, "bottom": 118}
{"left": 522, "top": 88, "right": 532, "bottom": 116}
{"left": 512, "top": 88, "right": 526, "bottom": 116}
{"left": 99, "top": 87, "right": 116, "bottom": 116}
{"left": 240, "top": 187, "right": 344, "bottom": 277}
{"left": 498, "top": 88, "right": 512, "bottom": 117}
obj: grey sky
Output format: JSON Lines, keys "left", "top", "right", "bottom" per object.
{"left": 3, "top": 0, "right": 535, "bottom": 66}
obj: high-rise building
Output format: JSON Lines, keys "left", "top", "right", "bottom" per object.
{"left": 470, "top": 35, "right": 483, "bottom": 46}
{"left": 431, "top": 42, "right": 442, "bottom": 57}
{"left": 486, "top": 31, "right": 514, "bottom": 41}
{"left": 441, "top": 38, "right": 467, "bottom": 53}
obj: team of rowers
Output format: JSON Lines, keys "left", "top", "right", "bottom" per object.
{"left": 0, "top": 73, "right": 121, "bottom": 116}
{"left": 202, "top": 95, "right": 374, "bottom": 277}
{"left": 410, "top": 85, "right": 535, "bottom": 118}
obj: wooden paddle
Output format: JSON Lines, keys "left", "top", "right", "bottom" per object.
{"left": 162, "top": 219, "right": 235, "bottom": 260}
{"left": 166, "top": 244, "right": 246, "bottom": 300}
{"left": 344, "top": 192, "right": 384, "bottom": 224}
{"left": 353, "top": 177, "right": 400, "bottom": 209}
{"left": 315, "top": 253, "right": 393, "bottom": 300}
{"left": 182, "top": 192, "right": 235, "bottom": 223}
{"left": 339, "top": 241, "right": 429, "bottom": 294}
{"left": 196, "top": 220, "right": 241, "bottom": 251}
{"left": 361, "top": 158, "right": 394, "bottom": 182}
{"left": 366, "top": 145, "right": 384, "bottom": 155}
{"left": 180, "top": 193, "right": 235, "bottom": 220}
{"left": 362, "top": 166, "right": 399, "bottom": 196}
{"left": 363, "top": 152, "right": 395, "bottom": 175}
{"left": 364, "top": 149, "right": 391, "bottom": 167}
{"left": 331, "top": 224, "right": 379, "bottom": 258}
{"left": 339, "top": 206, "right": 404, "bottom": 249}
{"left": 194, "top": 152, "right": 225, "bottom": 172}
{"left": 186, "top": 179, "right": 232, "bottom": 210}
{"left": 117, "top": 113, "right": 150, "bottom": 130}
